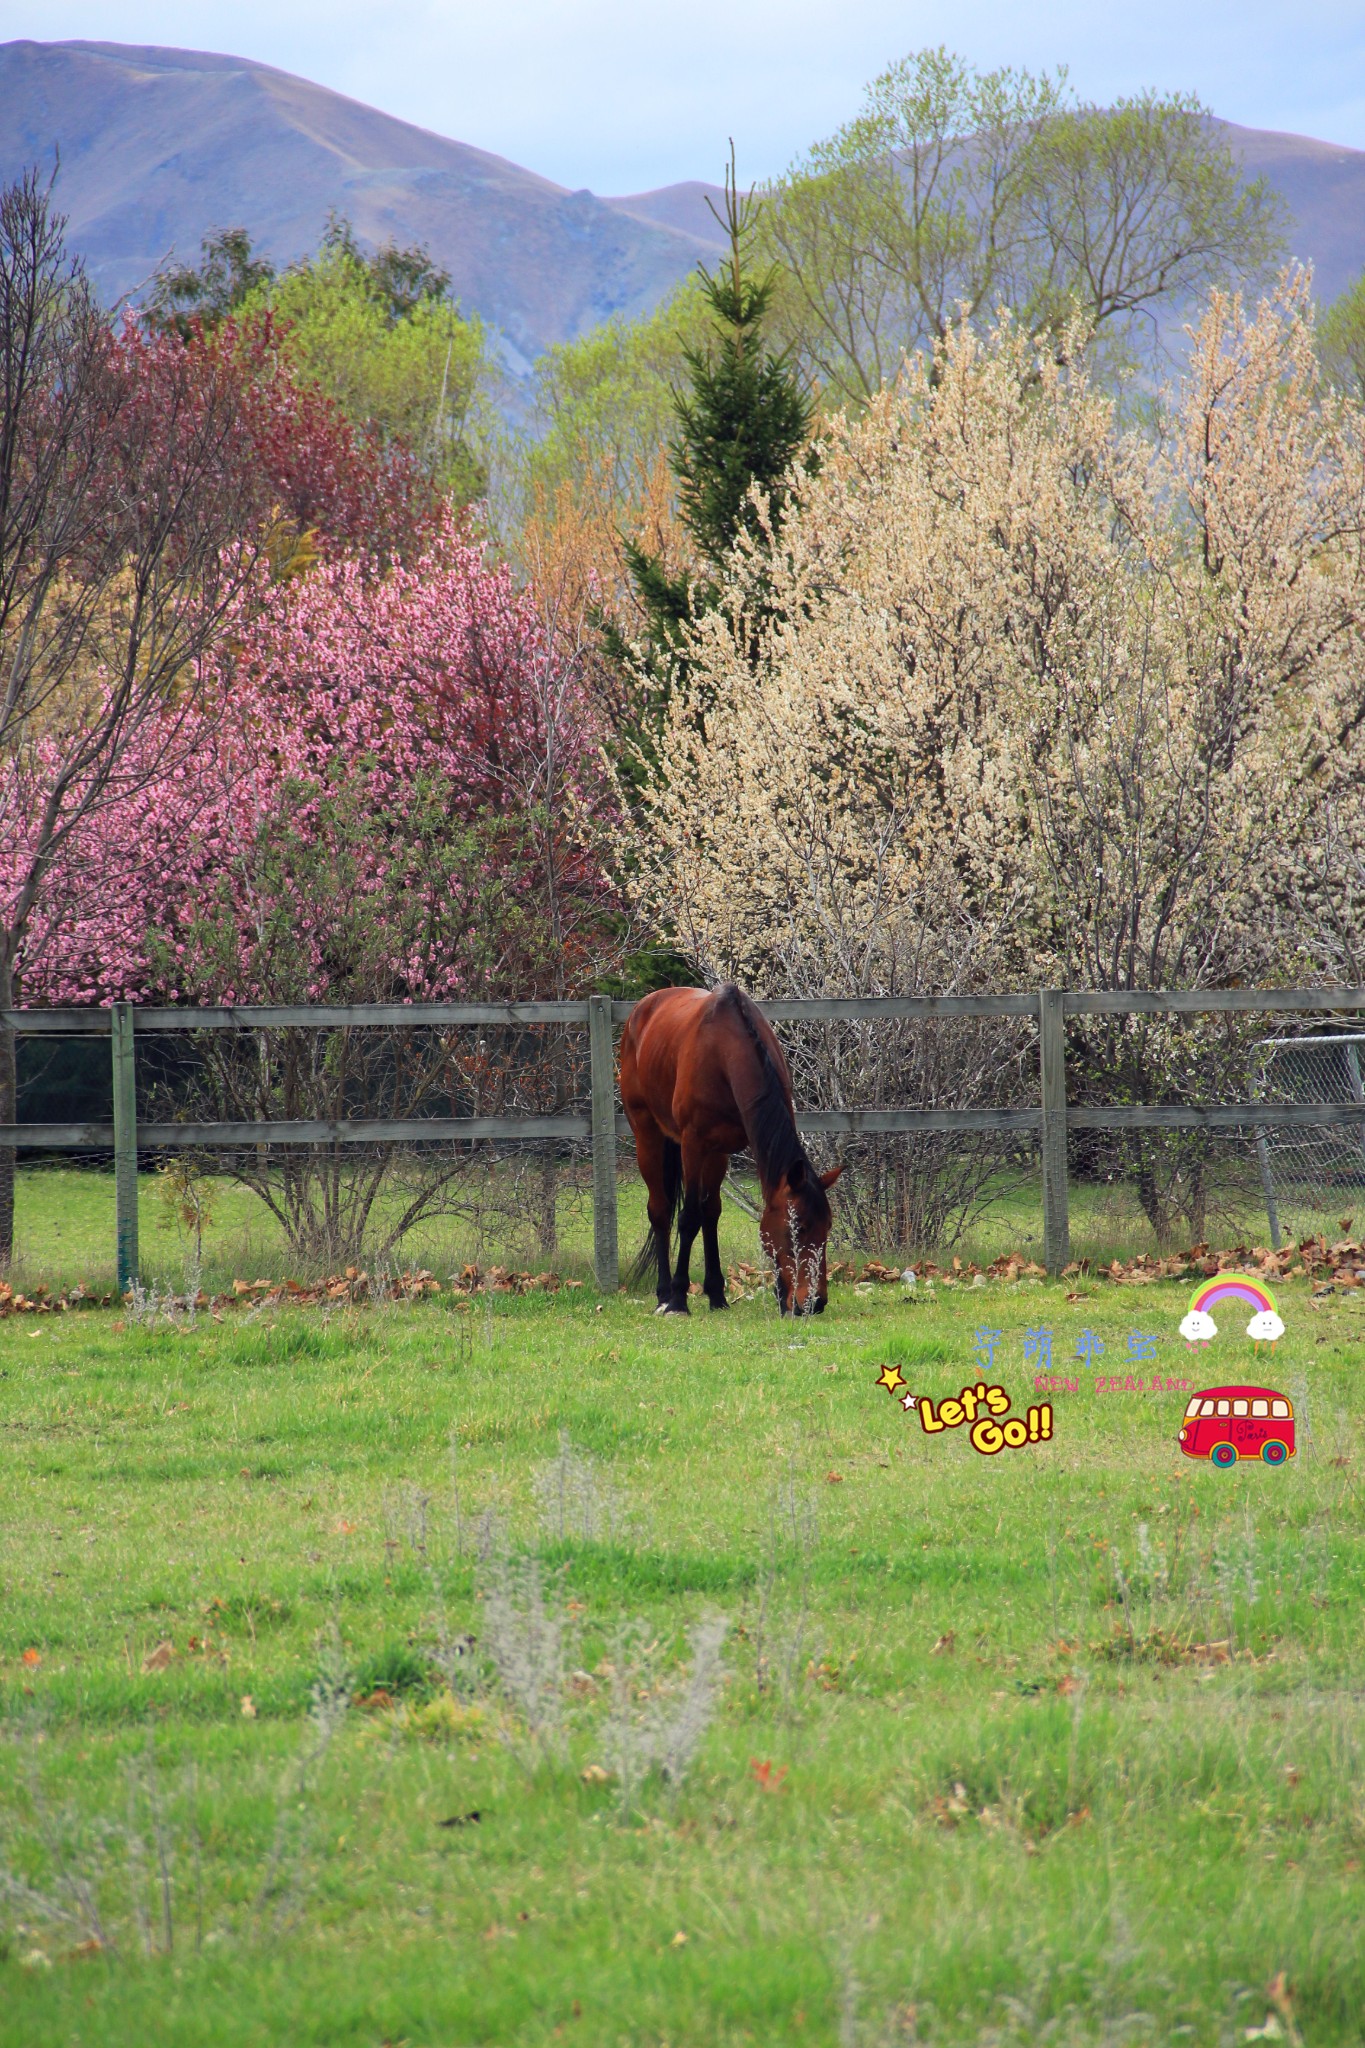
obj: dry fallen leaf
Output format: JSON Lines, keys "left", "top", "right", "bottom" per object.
{"left": 670, "top": 1930, "right": 688, "bottom": 1947}
{"left": 240, "top": 1694, "right": 257, "bottom": 1718}
{"left": 141, "top": 1640, "right": 174, "bottom": 1673}
{"left": 932, "top": 1632, "right": 955, "bottom": 1655}
{"left": 579, "top": 1763, "right": 610, "bottom": 1784}
{"left": 825, "top": 1471, "right": 844, "bottom": 1484}
{"left": 20, "top": 1647, "right": 40, "bottom": 1668}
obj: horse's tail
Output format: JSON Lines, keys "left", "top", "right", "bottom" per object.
{"left": 628, "top": 1137, "right": 684, "bottom": 1287}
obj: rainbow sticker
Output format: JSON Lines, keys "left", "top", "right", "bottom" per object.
{"left": 1188, "top": 1273, "right": 1278, "bottom": 1319}
{"left": 1180, "top": 1273, "right": 1285, "bottom": 1350}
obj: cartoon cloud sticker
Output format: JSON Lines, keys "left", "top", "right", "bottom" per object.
{"left": 1246, "top": 1308, "right": 1285, "bottom": 1348}
{"left": 1179, "top": 1308, "right": 1218, "bottom": 1347}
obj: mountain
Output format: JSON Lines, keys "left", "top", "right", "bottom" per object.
{"left": 3, "top": 37, "right": 1364, "bottom": 389}
{"left": 1222, "top": 122, "right": 1365, "bottom": 307}
{"left": 0, "top": 39, "right": 725, "bottom": 379}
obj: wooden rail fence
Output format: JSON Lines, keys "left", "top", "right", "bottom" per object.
{"left": 4, "top": 987, "right": 1365, "bottom": 1292}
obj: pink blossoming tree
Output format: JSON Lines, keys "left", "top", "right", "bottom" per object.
{"left": 15, "top": 521, "right": 621, "bottom": 1262}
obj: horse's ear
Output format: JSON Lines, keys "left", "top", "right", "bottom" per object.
{"left": 820, "top": 1165, "right": 844, "bottom": 1189}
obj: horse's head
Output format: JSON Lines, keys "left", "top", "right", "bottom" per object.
{"left": 761, "top": 1159, "right": 843, "bottom": 1316}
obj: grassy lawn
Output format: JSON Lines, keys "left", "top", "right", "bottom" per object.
{"left": 1, "top": 1265, "right": 1362, "bottom": 2045}
{"left": 7, "top": 1161, "right": 1352, "bottom": 1297}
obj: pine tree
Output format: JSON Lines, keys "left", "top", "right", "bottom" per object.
{"left": 604, "top": 146, "right": 813, "bottom": 722}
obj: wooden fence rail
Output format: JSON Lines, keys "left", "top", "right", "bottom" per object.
{"left": 5, "top": 987, "right": 1365, "bottom": 1292}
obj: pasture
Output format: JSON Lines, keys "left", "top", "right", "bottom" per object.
{"left": 1, "top": 1259, "right": 1362, "bottom": 2047}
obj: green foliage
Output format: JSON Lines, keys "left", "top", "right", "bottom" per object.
{"left": 606, "top": 154, "right": 814, "bottom": 743}
{"left": 317, "top": 214, "right": 453, "bottom": 324}
{"left": 669, "top": 189, "right": 814, "bottom": 571}
{"left": 523, "top": 276, "right": 709, "bottom": 509}
{"left": 240, "top": 218, "right": 488, "bottom": 506}
{"left": 1321, "top": 271, "right": 1365, "bottom": 400}
{"left": 146, "top": 226, "right": 275, "bottom": 340}
{"left": 761, "top": 47, "right": 1287, "bottom": 402}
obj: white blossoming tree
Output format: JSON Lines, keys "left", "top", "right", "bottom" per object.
{"left": 625, "top": 273, "right": 1365, "bottom": 1248}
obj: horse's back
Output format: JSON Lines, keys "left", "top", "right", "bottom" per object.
{"left": 620, "top": 985, "right": 752, "bottom": 1145}
{"left": 619, "top": 988, "right": 709, "bottom": 1128}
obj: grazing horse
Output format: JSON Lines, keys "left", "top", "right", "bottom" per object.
{"left": 619, "top": 983, "right": 841, "bottom": 1315}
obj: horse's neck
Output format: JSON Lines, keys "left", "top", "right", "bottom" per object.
{"left": 727, "top": 1028, "right": 800, "bottom": 1196}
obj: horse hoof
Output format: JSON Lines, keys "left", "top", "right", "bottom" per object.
{"left": 708, "top": 1298, "right": 729, "bottom": 1311}
{"left": 655, "top": 1301, "right": 690, "bottom": 1316}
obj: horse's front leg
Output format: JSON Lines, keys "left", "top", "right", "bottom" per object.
{"left": 667, "top": 1145, "right": 728, "bottom": 1314}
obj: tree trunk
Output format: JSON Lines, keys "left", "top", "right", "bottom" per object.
{"left": 537, "top": 1148, "right": 559, "bottom": 1258}
{"left": 536, "top": 1028, "right": 567, "bottom": 1258}
{"left": 1184, "top": 1150, "right": 1208, "bottom": 1244}
{"left": 1131, "top": 1133, "right": 1171, "bottom": 1251}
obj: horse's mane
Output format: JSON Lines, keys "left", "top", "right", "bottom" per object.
{"left": 718, "top": 984, "right": 829, "bottom": 1214}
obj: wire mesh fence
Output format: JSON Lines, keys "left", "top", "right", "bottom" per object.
{"left": 137, "top": 1018, "right": 594, "bottom": 1271}
{"left": 5, "top": 988, "right": 1365, "bottom": 1294}
{"left": 764, "top": 1007, "right": 1041, "bottom": 1255}
{"left": 1253, "top": 1034, "right": 1365, "bottom": 1245}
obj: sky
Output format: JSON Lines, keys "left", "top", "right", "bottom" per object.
{"left": 2, "top": 0, "right": 1363, "bottom": 193}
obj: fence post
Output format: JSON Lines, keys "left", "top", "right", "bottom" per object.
{"left": 111, "top": 1002, "right": 139, "bottom": 1294}
{"left": 1039, "top": 989, "right": 1070, "bottom": 1275}
{"left": 1255, "top": 1130, "right": 1282, "bottom": 1251}
{"left": 588, "top": 995, "right": 619, "bottom": 1294}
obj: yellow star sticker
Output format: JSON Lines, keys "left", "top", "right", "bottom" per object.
{"left": 876, "top": 1364, "right": 905, "bottom": 1393}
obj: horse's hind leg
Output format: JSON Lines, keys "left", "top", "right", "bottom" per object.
{"left": 699, "top": 1161, "right": 728, "bottom": 1310}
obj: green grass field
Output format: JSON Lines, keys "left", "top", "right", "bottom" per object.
{"left": 1, "top": 1255, "right": 1362, "bottom": 2046}
{"left": 5, "top": 1159, "right": 1351, "bottom": 1297}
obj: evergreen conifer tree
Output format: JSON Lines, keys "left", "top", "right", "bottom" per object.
{"left": 604, "top": 147, "right": 813, "bottom": 722}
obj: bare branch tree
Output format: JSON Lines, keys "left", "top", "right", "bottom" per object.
{"left": 0, "top": 167, "right": 273, "bottom": 1261}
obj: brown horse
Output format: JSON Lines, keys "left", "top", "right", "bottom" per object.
{"left": 619, "top": 983, "right": 841, "bottom": 1315}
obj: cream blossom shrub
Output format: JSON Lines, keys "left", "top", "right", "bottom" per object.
{"left": 627, "top": 272, "right": 1365, "bottom": 1246}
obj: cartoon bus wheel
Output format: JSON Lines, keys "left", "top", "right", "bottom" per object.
{"left": 1261, "top": 1439, "right": 1289, "bottom": 1466}
{"left": 1210, "top": 1441, "right": 1238, "bottom": 1468}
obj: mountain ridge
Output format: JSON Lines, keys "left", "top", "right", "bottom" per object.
{"left": 3, "top": 38, "right": 1364, "bottom": 385}
{"left": 0, "top": 38, "right": 726, "bottom": 378}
